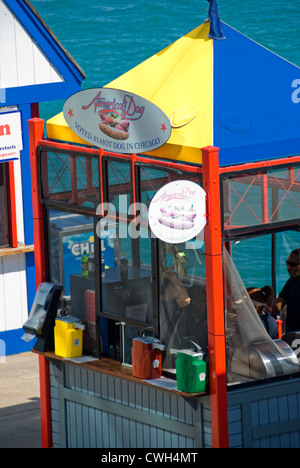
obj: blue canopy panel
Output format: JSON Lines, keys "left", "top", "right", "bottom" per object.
{"left": 214, "top": 23, "right": 300, "bottom": 167}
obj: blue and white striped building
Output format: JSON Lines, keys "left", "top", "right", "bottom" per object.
{"left": 0, "top": 0, "right": 85, "bottom": 355}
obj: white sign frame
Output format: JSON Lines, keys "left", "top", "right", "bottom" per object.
{"left": 63, "top": 88, "right": 172, "bottom": 154}
{"left": 0, "top": 112, "right": 23, "bottom": 162}
{"left": 148, "top": 180, "right": 207, "bottom": 244}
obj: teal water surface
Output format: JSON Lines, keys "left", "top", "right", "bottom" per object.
{"left": 30, "top": 0, "right": 300, "bottom": 121}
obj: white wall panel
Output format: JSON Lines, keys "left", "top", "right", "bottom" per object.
{"left": 0, "top": 1, "right": 64, "bottom": 89}
{"left": 0, "top": 254, "right": 28, "bottom": 332}
{"left": 14, "top": 12, "right": 35, "bottom": 86}
{"left": 0, "top": 2, "right": 18, "bottom": 88}
{"left": 33, "top": 43, "right": 53, "bottom": 85}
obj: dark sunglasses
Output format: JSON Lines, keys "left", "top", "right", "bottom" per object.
{"left": 286, "top": 260, "right": 300, "bottom": 268}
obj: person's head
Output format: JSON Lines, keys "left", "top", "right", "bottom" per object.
{"left": 286, "top": 249, "right": 300, "bottom": 280}
{"left": 248, "top": 286, "right": 275, "bottom": 314}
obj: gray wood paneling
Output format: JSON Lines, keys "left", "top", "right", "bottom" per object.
{"left": 228, "top": 378, "right": 300, "bottom": 448}
{"left": 50, "top": 360, "right": 300, "bottom": 448}
{"left": 49, "top": 360, "right": 209, "bottom": 448}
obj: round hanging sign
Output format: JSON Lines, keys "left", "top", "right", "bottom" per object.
{"left": 63, "top": 88, "right": 172, "bottom": 154}
{"left": 148, "top": 180, "right": 207, "bottom": 244}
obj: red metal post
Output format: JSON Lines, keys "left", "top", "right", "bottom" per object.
{"left": 202, "top": 146, "right": 229, "bottom": 449}
{"left": 261, "top": 173, "right": 269, "bottom": 224}
{"left": 29, "top": 118, "right": 46, "bottom": 284}
{"left": 70, "top": 154, "right": 78, "bottom": 205}
{"left": 86, "top": 157, "right": 93, "bottom": 193}
{"left": 28, "top": 117, "right": 53, "bottom": 449}
{"left": 99, "top": 148, "right": 105, "bottom": 215}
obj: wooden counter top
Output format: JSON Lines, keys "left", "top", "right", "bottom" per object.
{"left": 33, "top": 350, "right": 208, "bottom": 398}
{"left": 0, "top": 244, "right": 34, "bottom": 257}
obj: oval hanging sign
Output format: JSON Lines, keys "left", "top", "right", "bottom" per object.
{"left": 63, "top": 88, "right": 172, "bottom": 154}
{"left": 148, "top": 180, "right": 207, "bottom": 244}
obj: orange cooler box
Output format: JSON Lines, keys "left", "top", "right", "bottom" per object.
{"left": 132, "top": 336, "right": 165, "bottom": 379}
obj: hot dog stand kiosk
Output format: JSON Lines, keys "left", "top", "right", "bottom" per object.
{"left": 28, "top": 18, "right": 300, "bottom": 448}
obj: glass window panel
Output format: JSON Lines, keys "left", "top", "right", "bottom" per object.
{"left": 223, "top": 174, "right": 264, "bottom": 229}
{"left": 269, "top": 166, "right": 300, "bottom": 223}
{"left": 224, "top": 247, "right": 300, "bottom": 385}
{"left": 140, "top": 166, "right": 172, "bottom": 208}
{"left": 41, "top": 150, "right": 100, "bottom": 210}
{"left": 158, "top": 240, "right": 207, "bottom": 374}
{"left": 99, "top": 221, "right": 153, "bottom": 327}
{"left": 106, "top": 159, "right": 132, "bottom": 216}
{"left": 274, "top": 230, "right": 300, "bottom": 336}
{"left": 223, "top": 163, "right": 300, "bottom": 233}
{"left": 0, "top": 164, "right": 9, "bottom": 247}
{"left": 275, "top": 230, "right": 300, "bottom": 294}
{"left": 48, "top": 209, "right": 96, "bottom": 354}
{"left": 139, "top": 164, "right": 202, "bottom": 209}
{"left": 231, "top": 235, "right": 272, "bottom": 289}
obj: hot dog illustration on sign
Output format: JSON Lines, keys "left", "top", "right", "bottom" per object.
{"left": 63, "top": 88, "right": 172, "bottom": 153}
{"left": 148, "top": 180, "right": 207, "bottom": 244}
{"left": 99, "top": 112, "right": 130, "bottom": 140}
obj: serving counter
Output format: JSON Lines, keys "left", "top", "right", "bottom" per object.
{"left": 33, "top": 350, "right": 210, "bottom": 448}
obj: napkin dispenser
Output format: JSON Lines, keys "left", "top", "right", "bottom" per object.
{"left": 23, "top": 282, "right": 63, "bottom": 352}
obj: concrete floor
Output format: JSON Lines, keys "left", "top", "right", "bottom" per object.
{"left": 0, "top": 352, "right": 41, "bottom": 448}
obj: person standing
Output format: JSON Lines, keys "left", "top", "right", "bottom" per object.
{"left": 248, "top": 286, "right": 279, "bottom": 339}
{"left": 272, "top": 249, "right": 300, "bottom": 333}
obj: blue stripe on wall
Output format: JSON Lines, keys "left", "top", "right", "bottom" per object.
{"left": 0, "top": 329, "right": 37, "bottom": 356}
{"left": 19, "top": 103, "right": 34, "bottom": 245}
{"left": 26, "top": 251, "right": 37, "bottom": 314}
{"left": 1, "top": 81, "right": 81, "bottom": 107}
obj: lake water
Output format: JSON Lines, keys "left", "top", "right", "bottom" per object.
{"left": 30, "top": 0, "right": 300, "bottom": 293}
{"left": 30, "top": 0, "right": 300, "bottom": 121}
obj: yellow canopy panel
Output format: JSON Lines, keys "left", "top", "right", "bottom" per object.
{"left": 47, "top": 22, "right": 213, "bottom": 164}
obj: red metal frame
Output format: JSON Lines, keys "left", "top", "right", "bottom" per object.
{"left": 202, "top": 146, "right": 229, "bottom": 449}
{"left": 219, "top": 155, "right": 300, "bottom": 174}
{"left": 39, "top": 140, "right": 202, "bottom": 218}
{"left": 39, "top": 139, "right": 202, "bottom": 174}
{"left": 28, "top": 118, "right": 52, "bottom": 449}
{"left": 223, "top": 161, "right": 300, "bottom": 233}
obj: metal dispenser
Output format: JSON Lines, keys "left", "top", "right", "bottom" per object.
{"left": 229, "top": 339, "right": 300, "bottom": 380}
{"left": 54, "top": 315, "right": 85, "bottom": 358}
{"left": 171, "top": 338, "right": 207, "bottom": 393}
{"left": 23, "top": 282, "right": 63, "bottom": 352}
{"left": 282, "top": 332, "right": 300, "bottom": 362}
{"left": 131, "top": 328, "right": 165, "bottom": 379}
